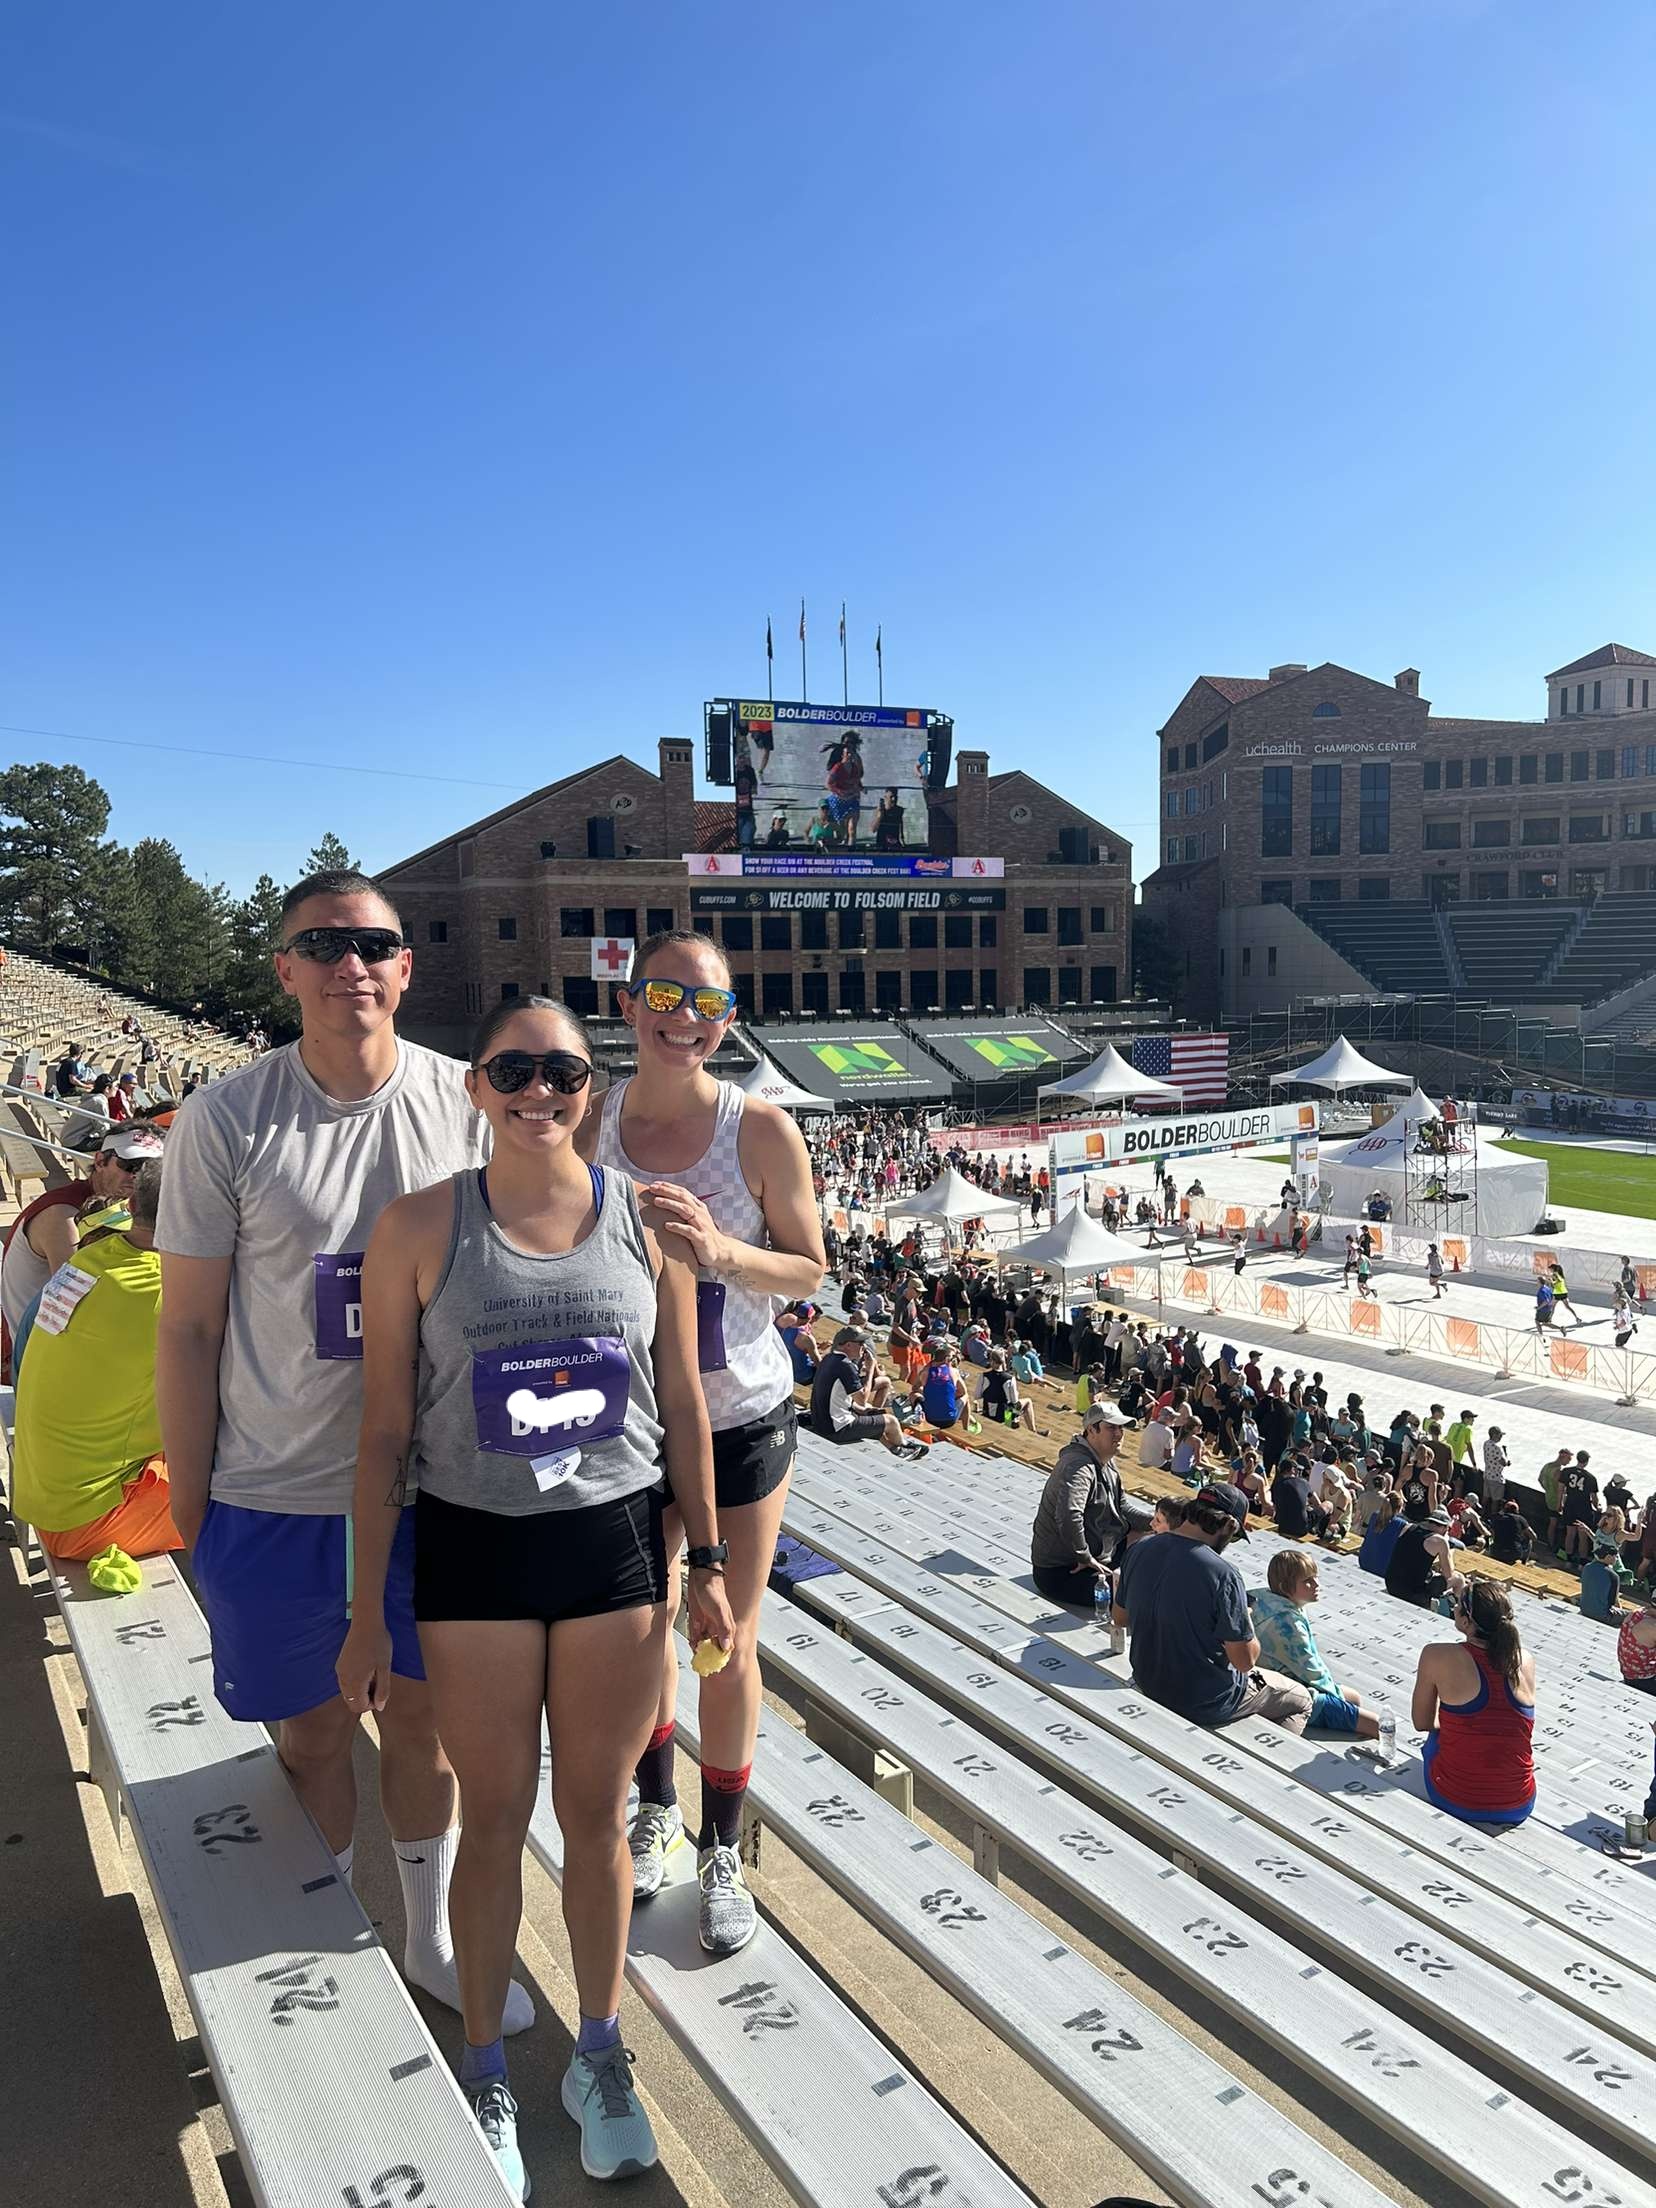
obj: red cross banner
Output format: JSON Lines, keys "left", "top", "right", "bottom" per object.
{"left": 590, "top": 936, "right": 634, "bottom": 981}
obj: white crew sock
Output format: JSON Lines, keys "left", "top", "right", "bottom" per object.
{"left": 395, "top": 1825, "right": 535, "bottom": 2036}
{"left": 333, "top": 1842, "right": 355, "bottom": 1889}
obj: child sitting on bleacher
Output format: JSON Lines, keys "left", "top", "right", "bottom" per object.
{"left": 1248, "top": 1551, "right": 1382, "bottom": 1740}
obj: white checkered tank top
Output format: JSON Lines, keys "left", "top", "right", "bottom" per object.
{"left": 593, "top": 1076, "right": 794, "bottom": 1433}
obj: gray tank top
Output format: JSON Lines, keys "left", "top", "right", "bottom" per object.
{"left": 412, "top": 1165, "right": 665, "bottom": 1518}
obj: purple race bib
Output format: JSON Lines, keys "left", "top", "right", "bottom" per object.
{"left": 696, "top": 1279, "right": 729, "bottom": 1373}
{"left": 314, "top": 1251, "right": 366, "bottom": 1361}
{"left": 472, "top": 1337, "right": 630, "bottom": 1455}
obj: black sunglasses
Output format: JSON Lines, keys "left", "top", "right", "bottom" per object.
{"left": 281, "top": 927, "right": 405, "bottom": 965}
{"left": 476, "top": 1050, "right": 594, "bottom": 1096}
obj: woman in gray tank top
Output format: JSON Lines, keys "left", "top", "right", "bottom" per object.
{"left": 338, "top": 999, "right": 732, "bottom": 2198}
{"left": 583, "top": 928, "right": 825, "bottom": 1961}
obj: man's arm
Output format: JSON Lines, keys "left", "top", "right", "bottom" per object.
{"left": 1223, "top": 1635, "right": 1261, "bottom": 1671}
{"left": 28, "top": 1201, "right": 80, "bottom": 1275}
{"left": 1056, "top": 1460, "right": 1099, "bottom": 1570}
{"left": 155, "top": 1252, "right": 232, "bottom": 1548}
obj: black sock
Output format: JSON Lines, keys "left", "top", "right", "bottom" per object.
{"left": 699, "top": 1762, "right": 751, "bottom": 1851}
{"left": 636, "top": 1721, "right": 677, "bottom": 1810}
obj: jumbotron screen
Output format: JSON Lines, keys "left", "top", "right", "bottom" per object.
{"left": 706, "top": 698, "right": 952, "bottom": 852}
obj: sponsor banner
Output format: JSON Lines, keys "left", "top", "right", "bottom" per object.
{"left": 1240, "top": 740, "right": 1419, "bottom": 760}
{"left": 690, "top": 883, "right": 1005, "bottom": 913}
{"left": 763, "top": 1023, "right": 953, "bottom": 1103}
{"left": 915, "top": 1017, "right": 1091, "bottom": 1083}
{"left": 682, "top": 854, "right": 1003, "bottom": 877}
{"left": 1052, "top": 1099, "right": 1319, "bottom": 1168}
{"left": 1512, "top": 1086, "right": 1656, "bottom": 1129}
{"left": 928, "top": 1116, "right": 1120, "bottom": 1153}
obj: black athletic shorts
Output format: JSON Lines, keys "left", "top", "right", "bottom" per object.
{"left": 413, "top": 1484, "right": 666, "bottom": 1625}
{"left": 710, "top": 1399, "right": 797, "bottom": 1510}
{"left": 828, "top": 1409, "right": 887, "bottom": 1446}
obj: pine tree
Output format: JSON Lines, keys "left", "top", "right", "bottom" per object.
{"left": 304, "top": 831, "right": 360, "bottom": 876}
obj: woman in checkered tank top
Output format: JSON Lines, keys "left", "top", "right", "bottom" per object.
{"left": 584, "top": 930, "right": 826, "bottom": 1956}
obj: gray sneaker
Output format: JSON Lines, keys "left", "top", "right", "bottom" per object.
{"left": 696, "top": 1841, "right": 758, "bottom": 1956}
{"left": 470, "top": 2078, "right": 530, "bottom": 2203}
{"left": 628, "top": 1800, "right": 685, "bottom": 1901}
{"left": 561, "top": 2045, "right": 659, "bottom": 2181}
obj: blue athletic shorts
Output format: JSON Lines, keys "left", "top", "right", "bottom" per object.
{"left": 193, "top": 1499, "right": 425, "bottom": 1722}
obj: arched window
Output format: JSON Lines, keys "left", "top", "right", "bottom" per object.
{"left": 1312, "top": 702, "right": 1341, "bottom": 719}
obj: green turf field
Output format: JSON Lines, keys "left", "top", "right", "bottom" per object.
{"left": 1496, "top": 1137, "right": 1656, "bottom": 1220}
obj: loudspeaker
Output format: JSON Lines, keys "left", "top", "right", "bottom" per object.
{"left": 925, "top": 716, "right": 953, "bottom": 789}
{"left": 706, "top": 705, "right": 733, "bottom": 784}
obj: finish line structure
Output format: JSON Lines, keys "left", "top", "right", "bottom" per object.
{"left": 1049, "top": 1098, "right": 1321, "bottom": 1194}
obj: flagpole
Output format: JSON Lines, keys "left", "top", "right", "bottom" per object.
{"left": 766, "top": 615, "right": 773, "bottom": 706}
{"left": 840, "top": 601, "right": 848, "bottom": 706}
{"left": 875, "top": 624, "right": 884, "bottom": 706}
{"left": 799, "top": 597, "right": 808, "bottom": 700}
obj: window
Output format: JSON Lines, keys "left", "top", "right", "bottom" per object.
{"left": 1557, "top": 690, "right": 1569, "bottom": 717}
{"left": 1202, "top": 724, "right": 1229, "bottom": 760}
{"left": 560, "top": 907, "right": 595, "bottom": 937}
{"left": 1166, "top": 748, "right": 1179, "bottom": 774}
{"left": 1241, "top": 947, "right": 1252, "bottom": 978}
{"left": 1444, "top": 759, "right": 1463, "bottom": 790}
{"left": 563, "top": 975, "right": 598, "bottom": 1016}
{"left": 722, "top": 916, "right": 752, "bottom": 951}
{"left": 1471, "top": 871, "right": 1509, "bottom": 901}
{"left": 1469, "top": 757, "right": 1487, "bottom": 787}
{"left": 693, "top": 916, "right": 715, "bottom": 938}
{"left": 801, "top": 970, "right": 829, "bottom": 1014}
{"left": 1423, "top": 819, "right": 1462, "bottom": 848}
{"left": 1165, "top": 791, "right": 1180, "bottom": 819}
{"left": 586, "top": 816, "right": 615, "bottom": 859}
{"left": 497, "top": 916, "right": 517, "bottom": 940}
{"left": 761, "top": 971, "right": 792, "bottom": 1016}
{"left": 1645, "top": 681, "right": 1651, "bottom": 710}
{"left": 603, "top": 908, "right": 637, "bottom": 939}
{"left": 874, "top": 968, "right": 901, "bottom": 1011}
{"left": 838, "top": 907, "right": 864, "bottom": 948}
{"left": 1260, "top": 878, "right": 1293, "bottom": 905}
{"left": 463, "top": 982, "right": 483, "bottom": 1015}
{"left": 978, "top": 967, "right": 998, "bottom": 1006}
{"left": 1423, "top": 760, "right": 1440, "bottom": 790}
{"left": 1521, "top": 869, "right": 1560, "bottom": 899}
{"left": 838, "top": 966, "right": 865, "bottom": 1012}
{"left": 1089, "top": 963, "right": 1117, "bottom": 1002}
{"left": 1053, "top": 965, "right": 1079, "bottom": 1004}
{"left": 800, "top": 909, "right": 829, "bottom": 950}
{"left": 1471, "top": 819, "right": 1511, "bottom": 846}
{"left": 1623, "top": 747, "right": 1639, "bottom": 778}
{"left": 1358, "top": 877, "right": 1391, "bottom": 901}
{"left": 1183, "top": 787, "right": 1198, "bottom": 815}
{"left": 1023, "top": 967, "right": 1051, "bottom": 1005}
{"left": 499, "top": 980, "right": 520, "bottom": 1000}
{"left": 1090, "top": 904, "right": 1115, "bottom": 932}
{"left": 760, "top": 914, "right": 791, "bottom": 951}
{"left": 1184, "top": 742, "right": 1197, "bottom": 770}
{"left": 1519, "top": 754, "right": 1538, "bottom": 784}
{"left": 1267, "top": 946, "right": 1278, "bottom": 978}
{"left": 1545, "top": 752, "right": 1564, "bottom": 783}
{"left": 1626, "top": 812, "right": 1656, "bottom": 840}
{"left": 1570, "top": 750, "right": 1589, "bottom": 782}
{"left": 1358, "top": 762, "right": 1390, "bottom": 853}
{"left": 1521, "top": 816, "right": 1560, "bottom": 845}
{"left": 978, "top": 915, "right": 998, "bottom": 947}
{"left": 1631, "top": 680, "right": 1639, "bottom": 709}
{"left": 908, "top": 914, "right": 937, "bottom": 949}
{"left": 1058, "top": 905, "right": 1083, "bottom": 945}
{"left": 1593, "top": 680, "right": 1602, "bottom": 711}
{"left": 646, "top": 907, "right": 675, "bottom": 936}
{"left": 1621, "top": 865, "right": 1652, "bottom": 891}
{"left": 1166, "top": 838, "right": 1180, "bottom": 864}
{"left": 1310, "top": 764, "right": 1341, "bottom": 854}
{"left": 1494, "top": 756, "right": 1512, "bottom": 785}
{"left": 944, "top": 914, "right": 972, "bottom": 950}
{"left": 945, "top": 968, "right": 972, "bottom": 1008}
{"left": 1022, "top": 905, "right": 1050, "bottom": 933}
{"left": 427, "top": 920, "right": 448, "bottom": 943}
{"left": 1427, "top": 874, "right": 1460, "bottom": 906}
{"left": 1568, "top": 813, "right": 1609, "bottom": 843}
{"left": 1312, "top": 702, "right": 1340, "bottom": 718}
{"left": 1183, "top": 835, "right": 1200, "bottom": 862}
{"left": 1598, "top": 748, "right": 1617, "bottom": 780}
{"left": 1307, "top": 879, "right": 1341, "bottom": 901}
{"left": 1576, "top": 685, "right": 1585, "bottom": 713}
{"left": 1261, "top": 766, "right": 1293, "bottom": 856}
{"left": 874, "top": 910, "right": 900, "bottom": 950}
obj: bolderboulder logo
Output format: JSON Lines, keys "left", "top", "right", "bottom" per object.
{"left": 1119, "top": 1109, "right": 1277, "bottom": 1156}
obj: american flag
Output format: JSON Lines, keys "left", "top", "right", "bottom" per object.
{"left": 1132, "top": 1032, "right": 1230, "bottom": 1104}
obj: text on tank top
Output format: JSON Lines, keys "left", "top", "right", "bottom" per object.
{"left": 412, "top": 1165, "right": 664, "bottom": 1518}
{"left": 594, "top": 1078, "right": 791, "bottom": 1431}
{"left": 1430, "top": 1643, "right": 1536, "bottom": 1811}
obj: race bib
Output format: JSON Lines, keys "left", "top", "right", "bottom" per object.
{"left": 472, "top": 1337, "right": 630, "bottom": 1455}
{"left": 314, "top": 1252, "right": 366, "bottom": 1361}
{"left": 34, "top": 1261, "right": 97, "bottom": 1336}
{"left": 696, "top": 1280, "right": 729, "bottom": 1373}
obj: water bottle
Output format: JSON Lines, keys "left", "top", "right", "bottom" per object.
{"left": 1377, "top": 1708, "right": 1397, "bottom": 1767}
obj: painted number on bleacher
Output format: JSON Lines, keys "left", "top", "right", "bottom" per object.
{"left": 964, "top": 1671, "right": 996, "bottom": 1689}
{"left": 1202, "top": 1752, "right": 1245, "bottom": 1775}
{"left": 1392, "top": 1939, "right": 1454, "bottom": 1980}
{"left": 1564, "top": 1899, "right": 1614, "bottom": 1929}
{"left": 256, "top": 1953, "right": 340, "bottom": 2025}
{"left": 785, "top": 1633, "right": 817, "bottom": 1651}
{"left": 1058, "top": 1829, "right": 1114, "bottom": 1864}
{"left": 341, "top": 2169, "right": 425, "bottom": 2208}
{"left": 876, "top": 2166, "right": 963, "bottom": 2208}
{"left": 952, "top": 1754, "right": 994, "bottom": 1779}
{"left": 861, "top": 1687, "right": 902, "bottom": 1712}
{"left": 1034, "top": 1654, "right": 1064, "bottom": 1672}
{"left": 146, "top": 1696, "right": 204, "bottom": 1730}
{"left": 1564, "top": 1959, "right": 1623, "bottom": 1994}
{"left": 1542, "top": 2170, "right": 1628, "bottom": 2205}
{"left": 1181, "top": 1914, "right": 1247, "bottom": 1957}
{"left": 1419, "top": 1879, "right": 1471, "bottom": 1910}
{"left": 1339, "top": 2027, "right": 1421, "bottom": 2081}
{"left": 1564, "top": 2047, "right": 1634, "bottom": 2092}
{"left": 1251, "top": 2171, "right": 1341, "bottom": 2207}
{"left": 1253, "top": 1856, "right": 1307, "bottom": 1884}
{"left": 806, "top": 1795, "right": 865, "bottom": 1830}
{"left": 1061, "top": 2007, "right": 1142, "bottom": 2062}
{"left": 889, "top": 1623, "right": 918, "bottom": 1640}
{"left": 1044, "top": 1722, "right": 1086, "bottom": 1746}
{"left": 1442, "top": 1832, "right": 1485, "bottom": 1856}
{"left": 919, "top": 1887, "right": 986, "bottom": 1930}
{"left": 1146, "top": 1785, "right": 1185, "bottom": 1812}
{"left": 1116, "top": 1701, "right": 1145, "bottom": 1718}
{"left": 193, "top": 1803, "right": 261, "bottom": 1854}
{"left": 717, "top": 1979, "right": 801, "bottom": 2035}
{"left": 114, "top": 1619, "right": 165, "bottom": 1644}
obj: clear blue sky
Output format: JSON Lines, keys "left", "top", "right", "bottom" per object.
{"left": 7, "top": 1, "right": 1656, "bottom": 896}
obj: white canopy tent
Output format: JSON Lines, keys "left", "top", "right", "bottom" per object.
{"left": 1321, "top": 1090, "right": 1549, "bottom": 1239}
{"left": 1270, "top": 1035, "right": 1411, "bottom": 1094}
{"left": 735, "top": 1055, "right": 834, "bottom": 1112}
{"left": 1037, "top": 1041, "right": 1183, "bottom": 1107}
{"left": 997, "top": 1197, "right": 1180, "bottom": 1285}
{"left": 884, "top": 1165, "right": 1025, "bottom": 1228}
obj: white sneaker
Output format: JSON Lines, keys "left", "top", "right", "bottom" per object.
{"left": 697, "top": 1842, "right": 758, "bottom": 1955}
{"left": 628, "top": 1800, "right": 685, "bottom": 1901}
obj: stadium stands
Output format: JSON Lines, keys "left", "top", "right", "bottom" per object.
{"left": 1291, "top": 900, "right": 1453, "bottom": 995}
{"left": 1547, "top": 891, "right": 1656, "bottom": 1007}
{"left": 1449, "top": 903, "right": 1577, "bottom": 998}
{"left": 0, "top": 944, "right": 250, "bottom": 1091}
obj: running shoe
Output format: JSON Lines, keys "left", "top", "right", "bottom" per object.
{"left": 899, "top": 1439, "right": 930, "bottom": 1461}
{"left": 628, "top": 1800, "right": 685, "bottom": 1901}
{"left": 561, "top": 2045, "right": 659, "bottom": 2180}
{"left": 697, "top": 1841, "right": 758, "bottom": 1955}
{"left": 470, "top": 2079, "right": 529, "bottom": 2203}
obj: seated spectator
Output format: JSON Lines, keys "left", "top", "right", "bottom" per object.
{"left": 1271, "top": 1458, "right": 1314, "bottom": 1540}
{"left": 1076, "top": 1360, "right": 1111, "bottom": 1417}
{"left": 1169, "top": 1425, "right": 1206, "bottom": 1485}
{"left": 1413, "top": 1578, "right": 1536, "bottom": 1826}
{"left": 1581, "top": 1534, "right": 1632, "bottom": 1625}
{"left": 1112, "top": 1485, "right": 1311, "bottom": 1734}
{"left": 959, "top": 1320, "right": 992, "bottom": 1367}
{"left": 1386, "top": 1502, "right": 1457, "bottom": 1609}
{"left": 1617, "top": 1598, "right": 1656, "bottom": 1693}
{"left": 1230, "top": 1447, "right": 1267, "bottom": 1514}
{"left": 978, "top": 1348, "right": 1042, "bottom": 1436}
{"left": 1355, "top": 1456, "right": 1394, "bottom": 1532}
{"left": 1359, "top": 1493, "right": 1407, "bottom": 1578}
{"left": 1, "top": 1124, "right": 165, "bottom": 1377}
{"left": 1248, "top": 1551, "right": 1381, "bottom": 1740}
{"left": 809, "top": 1325, "right": 926, "bottom": 1459}
{"left": 1009, "top": 1337, "right": 1044, "bottom": 1386}
{"left": 920, "top": 1338, "right": 971, "bottom": 1433}
{"left": 1136, "top": 1403, "right": 1174, "bottom": 1471}
{"left": 778, "top": 1301, "right": 822, "bottom": 1385}
{"left": 861, "top": 1282, "right": 889, "bottom": 1326}
{"left": 1488, "top": 1499, "right": 1535, "bottom": 1565}
{"left": 1030, "top": 1401, "right": 1152, "bottom": 1609}
{"left": 1445, "top": 1489, "right": 1489, "bottom": 1550}
{"left": 10, "top": 1159, "right": 179, "bottom": 1561}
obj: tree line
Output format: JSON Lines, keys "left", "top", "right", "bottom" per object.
{"left": 0, "top": 761, "right": 362, "bottom": 1038}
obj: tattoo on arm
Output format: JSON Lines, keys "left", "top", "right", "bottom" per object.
{"left": 386, "top": 1455, "right": 408, "bottom": 1509}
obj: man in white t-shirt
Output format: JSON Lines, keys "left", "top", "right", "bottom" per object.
{"left": 1137, "top": 1405, "right": 1173, "bottom": 1472}
{"left": 156, "top": 868, "right": 530, "bottom": 2034}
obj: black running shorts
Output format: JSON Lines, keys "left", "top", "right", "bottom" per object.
{"left": 413, "top": 1484, "right": 666, "bottom": 1625}
{"left": 710, "top": 1400, "right": 797, "bottom": 1511}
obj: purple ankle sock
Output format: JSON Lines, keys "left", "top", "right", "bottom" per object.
{"left": 576, "top": 2012, "right": 621, "bottom": 2058}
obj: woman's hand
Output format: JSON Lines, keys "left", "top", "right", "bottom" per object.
{"left": 686, "top": 1566, "right": 736, "bottom": 1657}
{"left": 335, "top": 1621, "right": 394, "bottom": 1715}
{"left": 639, "top": 1182, "right": 727, "bottom": 1273}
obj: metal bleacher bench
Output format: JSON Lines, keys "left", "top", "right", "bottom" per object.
{"left": 771, "top": 1469, "right": 1656, "bottom": 2206}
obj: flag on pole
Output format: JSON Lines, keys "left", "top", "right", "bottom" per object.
{"left": 798, "top": 599, "right": 806, "bottom": 643}
{"left": 839, "top": 602, "right": 846, "bottom": 646}
{"left": 1132, "top": 1032, "right": 1230, "bottom": 1104}
{"left": 765, "top": 617, "right": 773, "bottom": 663}
{"left": 875, "top": 625, "right": 882, "bottom": 667}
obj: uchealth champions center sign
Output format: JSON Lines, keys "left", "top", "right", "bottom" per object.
{"left": 1051, "top": 1100, "right": 1319, "bottom": 1171}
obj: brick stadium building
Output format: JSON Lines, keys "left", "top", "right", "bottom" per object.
{"left": 1140, "top": 643, "right": 1656, "bottom": 1024}
{"left": 381, "top": 737, "right": 1132, "bottom": 1055}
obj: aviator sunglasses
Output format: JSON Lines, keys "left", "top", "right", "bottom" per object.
{"left": 282, "top": 927, "right": 406, "bottom": 965}
{"left": 476, "top": 1050, "right": 594, "bottom": 1096}
{"left": 629, "top": 975, "right": 738, "bottom": 1020}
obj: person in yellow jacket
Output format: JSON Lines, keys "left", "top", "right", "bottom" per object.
{"left": 12, "top": 1157, "right": 180, "bottom": 1561}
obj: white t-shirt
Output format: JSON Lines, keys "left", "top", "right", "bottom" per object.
{"left": 156, "top": 1039, "right": 484, "bottom": 1514}
{"left": 1138, "top": 1417, "right": 1172, "bottom": 1470}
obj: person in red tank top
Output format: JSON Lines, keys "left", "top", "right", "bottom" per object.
{"left": 1412, "top": 1576, "right": 1537, "bottom": 1825}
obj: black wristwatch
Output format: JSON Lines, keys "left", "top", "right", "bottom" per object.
{"left": 686, "top": 1542, "right": 730, "bottom": 1571}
